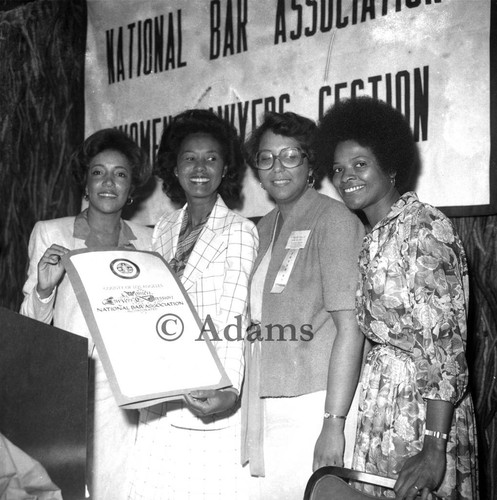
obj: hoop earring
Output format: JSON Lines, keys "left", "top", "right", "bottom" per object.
{"left": 126, "top": 197, "right": 134, "bottom": 206}
{"left": 308, "top": 173, "right": 315, "bottom": 189}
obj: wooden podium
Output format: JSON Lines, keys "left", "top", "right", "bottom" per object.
{"left": 0, "top": 307, "right": 88, "bottom": 500}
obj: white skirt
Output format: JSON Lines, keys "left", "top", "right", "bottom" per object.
{"left": 246, "top": 388, "right": 359, "bottom": 500}
{"left": 87, "top": 353, "right": 139, "bottom": 500}
{"left": 127, "top": 410, "right": 248, "bottom": 499}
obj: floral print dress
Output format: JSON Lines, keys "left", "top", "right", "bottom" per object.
{"left": 352, "top": 192, "right": 479, "bottom": 499}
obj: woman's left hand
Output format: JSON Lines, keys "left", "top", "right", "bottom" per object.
{"left": 312, "top": 423, "right": 345, "bottom": 471}
{"left": 394, "top": 446, "right": 446, "bottom": 500}
{"left": 184, "top": 389, "right": 237, "bottom": 417}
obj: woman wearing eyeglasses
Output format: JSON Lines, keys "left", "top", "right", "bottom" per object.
{"left": 241, "top": 112, "right": 365, "bottom": 499}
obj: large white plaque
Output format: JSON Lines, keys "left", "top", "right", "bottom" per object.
{"left": 62, "top": 248, "right": 231, "bottom": 409}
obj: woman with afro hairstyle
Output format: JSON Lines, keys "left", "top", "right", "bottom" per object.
{"left": 314, "top": 97, "right": 479, "bottom": 499}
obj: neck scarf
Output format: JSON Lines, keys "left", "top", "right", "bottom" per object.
{"left": 169, "top": 206, "right": 210, "bottom": 278}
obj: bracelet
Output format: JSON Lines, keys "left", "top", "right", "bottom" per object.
{"left": 324, "top": 412, "right": 346, "bottom": 420}
{"left": 424, "top": 429, "right": 448, "bottom": 440}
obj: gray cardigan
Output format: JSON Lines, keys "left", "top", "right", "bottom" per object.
{"left": 253, "top": 188, "right": 365, "bottom": 397}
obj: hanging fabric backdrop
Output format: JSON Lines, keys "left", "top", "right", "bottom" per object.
{"left": 85, "top": 0, "right": 495, "bottom": 223}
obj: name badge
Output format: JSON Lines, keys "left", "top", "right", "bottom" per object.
{"left": 286, "top": 230, "right": 310, "bottom": 250}
{"left": 271, "top": 230, "right": 311, "bottom": 293}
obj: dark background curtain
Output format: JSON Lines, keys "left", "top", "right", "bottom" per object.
{"left": 0, "top": 0, "right": 85, "bottom": 311}
{"left": 0, "top": 1, "right": 495, "bottom": 498}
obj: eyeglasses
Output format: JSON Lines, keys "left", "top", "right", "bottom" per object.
{"left": 254, "top": 147, "right": 308, "bottom": 170}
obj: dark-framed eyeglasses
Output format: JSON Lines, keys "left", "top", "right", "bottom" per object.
{"left": 254, "top": 147, "right": 308, "bottom": 170}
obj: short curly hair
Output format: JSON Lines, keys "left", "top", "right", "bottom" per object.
{"left": 72, "top": 128, "right": 151, "bottom": 196}
{"left": 244, "top": 111, "right": 317, "bottom": 179}
{"left": 313, "top": 97, "right": 419, "bottom": 194}
{"left": 155, "top": 109, "right": 245, "bottom": 207}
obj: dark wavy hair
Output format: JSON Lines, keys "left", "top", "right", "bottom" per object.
{"left": 313, "top": 97, "right": 419, "bottom": 194}
{"left": 72, "top": 128, "right": 151, "bottom": 196}
{"left": 155, "top": 109, "right": 245, "bottom": 207}
{"left": 245, "top": 111, "right": 317, "bottom": 179}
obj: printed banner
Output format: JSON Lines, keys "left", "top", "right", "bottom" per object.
{"left": 85, "top": 0, "right": 494, "bottom": 218}
{"left": 62, "top": 248, "right": 231, "bottom": 409}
